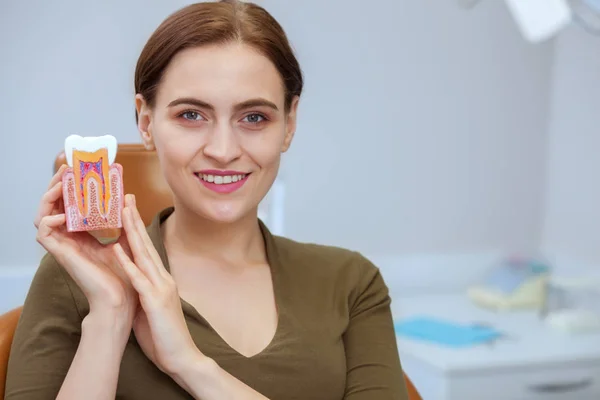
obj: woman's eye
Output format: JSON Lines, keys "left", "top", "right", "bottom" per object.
{"left": 243, "top": 113, "right": 265, "bottom": 124}
{"left": 181, "top": 111, "right": 203, "bottom": 121}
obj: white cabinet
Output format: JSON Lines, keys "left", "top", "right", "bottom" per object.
{"left": 448, "top": 363, "right": 600, "bottom": 400}
{"left": 393, "top": 294, "right": 600, "bottom": 400}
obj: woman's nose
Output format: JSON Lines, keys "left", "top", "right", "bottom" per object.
{"left": 202, "top": 124, "right": 243, "bottom": 165}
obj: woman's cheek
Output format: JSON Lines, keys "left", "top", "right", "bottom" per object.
{"left": 241, "top": 129, "right": 285, "bottom": 159}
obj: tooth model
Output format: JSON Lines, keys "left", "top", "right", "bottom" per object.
{"left": 61, "top": 135, "right": 124, "bottom": 232}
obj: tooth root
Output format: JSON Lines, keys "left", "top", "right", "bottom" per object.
{"left": 64, "top": 134, "right": 117, "bottom": 167}
{"left": 64, "top": 135, "right": 118, "bottom": 217}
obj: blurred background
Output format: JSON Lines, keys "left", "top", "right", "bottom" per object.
{"left": 1, "top": 0, "right": 600, "bottom": 399}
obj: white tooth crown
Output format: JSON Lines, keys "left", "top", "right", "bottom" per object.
{"left": 201, "top": 174, "right": 246, "bottom": 184}
{"left": 64, "top": 134, "right": 117, "bottom": 167}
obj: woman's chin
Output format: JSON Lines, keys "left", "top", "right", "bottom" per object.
{"left": 197, "top": 203, "right": 252, "bottom": 224}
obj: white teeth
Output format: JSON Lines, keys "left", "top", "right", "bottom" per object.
{"left": 64, "top": 134, "right": 117, "bottom": 168}
{"left": 199, "top": 174, "right": 246, "bottom": 185}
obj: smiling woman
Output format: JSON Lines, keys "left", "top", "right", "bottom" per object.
{"left": 136, "top": 37, "right": 298, "bottom": 223}
{"left": 5, "top": 1, "right": 410, "bottom": 400}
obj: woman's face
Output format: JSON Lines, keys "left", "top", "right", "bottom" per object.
{"left": 136, "top": 43, "right": 298, "bottom": 223}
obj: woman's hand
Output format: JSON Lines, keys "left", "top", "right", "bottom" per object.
{"left": 34, "top": 165, "right": 138, "bottom": 330}
{"left": 114, "top": 195, "right": 271, "bottom": 400}
{"left": 114, "top": 195, "right": 202, "bottom": 376}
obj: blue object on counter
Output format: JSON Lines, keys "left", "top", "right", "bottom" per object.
{"left": 394, "top": 316, "right": 503, "bottom": 348}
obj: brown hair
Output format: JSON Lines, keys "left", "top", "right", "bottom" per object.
{"left": 134, "top": 0, "right": 303, "bottom": 122}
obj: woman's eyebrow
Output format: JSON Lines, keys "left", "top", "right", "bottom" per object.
{"left": 233, "top": 99, "right": 279, "bottom": 112}
{"left": 167, "top": 97, "right": 279, "bottom": 112}
{"left": 168, "top": 97, "right": 214, "bottom": 110}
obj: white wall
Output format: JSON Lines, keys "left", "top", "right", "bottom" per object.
{"left": 0, "top": 0, "right": 204, "bottom": 268}
{"left": 270, "top": 0, "right": 553, "bottom": 255}
{"left": 0, "top": 0, "right": 553, "bottom": 270}
{"left": 541, "top": 24, "right": 600, "bottom": 264}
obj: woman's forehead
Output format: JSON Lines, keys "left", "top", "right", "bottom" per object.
{"left": 158, "top": 43, "right": 285, "bottom": 106}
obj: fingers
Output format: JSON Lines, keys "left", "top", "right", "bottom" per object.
{"left": 122, "top": 199, "right": 164, "bottom": 285}
{"left": 34, "top": 181, "right": 64, "bottom": 228}
{"left": 37, "top": 213, "right": 66, "bottom": 238}
{"left": 36, "top": 215, "right": 87, "bottom": 279}
{"left": 36, "top": 213, "right": 66, "bottom": 253}
{"left": 116, "top": 235, "right": 133, "bottom": 258}
{"left": 114, "top": 242, "right": 152, "bottom": 294}
{"left": 128, "top": 195, "right": 166, "bottom": 274}
{"left": 48, "top": 164, "right": 68, "bottom": 190}
{"left": 35, "top": 164, "right": 68, "bottom": 229}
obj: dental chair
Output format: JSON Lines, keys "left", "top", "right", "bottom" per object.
{"left": 0, "top": 144, "right": 421, "bottom": 400}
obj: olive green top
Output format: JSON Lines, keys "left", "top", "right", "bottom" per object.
{"left": 5, "top": 207, "right": 409, "bottom": 399}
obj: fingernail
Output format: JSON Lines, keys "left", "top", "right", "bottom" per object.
{"left": 131, "top": 194, "right": 136, "bottom": 205}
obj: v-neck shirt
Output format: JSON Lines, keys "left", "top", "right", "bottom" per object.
{"left": 5, "top": 207, "right": 409, "bottom": 400}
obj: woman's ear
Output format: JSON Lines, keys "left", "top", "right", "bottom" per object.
{"left": 281, "top": 96, "right": 300, "bottom": 153}
{"left": 135, "top": 94, "right": 155, "bottom": 151}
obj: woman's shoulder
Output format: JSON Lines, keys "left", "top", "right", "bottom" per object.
{"left": 270, "top": 235, "right": 383, "bottom": 287}
{"left": 30, "top": 252, "right": 71, "bottom": 290}
{"left": 26, "top": 252, "right": 87, "bottom": 315}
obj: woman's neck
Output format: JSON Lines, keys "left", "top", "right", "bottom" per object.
{"left": 162, "top": 205, "right": 267, "bottom": 266}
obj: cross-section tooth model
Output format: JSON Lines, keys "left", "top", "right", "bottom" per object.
{"left": 61, "top": 134, "right": 124, "bottom": 232}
